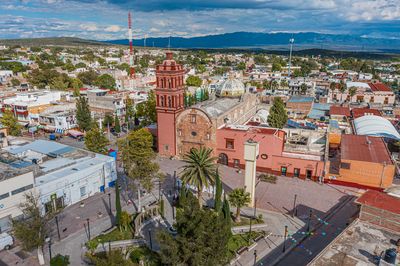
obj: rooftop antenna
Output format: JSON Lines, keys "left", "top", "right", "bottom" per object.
{"left": 288, "top": 36, "right": 294, "bottom": 77}
{"left": 144, "top": 34, "right": 147, "bottom": 48}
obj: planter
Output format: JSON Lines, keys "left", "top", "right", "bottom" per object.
{"left": 97, "top": 212, "right": 103, "bottom": 218}
{"left": 80, "top": 202, "right": 85, "bottom": 208}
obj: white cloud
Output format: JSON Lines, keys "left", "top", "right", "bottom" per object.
{"left": 80, "top": 23, "right": 98, "bottom": 31}
{"left": 105, "top": 25, "right": 121, "bottom": 32}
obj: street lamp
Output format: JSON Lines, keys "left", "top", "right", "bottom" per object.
{"left": 148, "top": 229, "right": 153, "bottom": 250}
{"left": 292, "top": 194, "right": 297, "bottom": 218}
{"left": 55, "top": 216, "right": 61, "bottom": 241}
{"left": 253, "top": 249, "right": 257, "bottom": 265}
{"left": 87, "top": 218, "right": 91, "bottom": 240}
{"left": 283, "top": 225, "right": 288, "bottom": 253}
{"left": 46, "top": 237, "right": 52, "bottom": 260}
{"left": 108, "top": 193, "right": 112, "bottom": 213}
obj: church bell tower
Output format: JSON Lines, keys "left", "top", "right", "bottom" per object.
{"left": 155, "top": 51, "right": 185, "bottom": 156}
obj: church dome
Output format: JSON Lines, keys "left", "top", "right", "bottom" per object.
{"left": 215, "top": 77, "right": 245, "bottom": 97}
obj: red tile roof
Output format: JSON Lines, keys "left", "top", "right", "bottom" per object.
{"left": 356, "top": 190, "right": 400, "bottom": 215}
{"left": 330, "top": 105, "right": 351, "bottom": 117}
{"left": 368, "top": 82, "right": 392, "bottom": 92}
{"left": 351, "top": 108, "right": 381, "bottom": 119}
{"left": 341, "top": 135, "right": 392, "bottom": 164}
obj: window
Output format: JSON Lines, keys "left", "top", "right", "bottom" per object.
{"left": 206, "top": 133, "right": 210, "bottom": 140}
{"left": 0, "top": 192, "right": 9, "bottom": 200}
{"left": 164, "top": 144, "right": 169, "bottom": 151}
{"left": 233, "top": 159, "right": 240, "bottom": 168}
{"left": 340, "top": 162, "right": 351, "bottom": 169}
{"left": 11, "top": 184, "right": 33, "bottom": 196}
{"left": 191, "top": 131, "right": 197, "bottom": 137}
{"left": 281, "top": 167, "right": 287, "bottom": 176}
{"left": 178, "top": 129, "right": 182, "bottom": 136}
{"left": 306, "top": 170, "right": 312, "bottom": 179}
{"left": 226, "top": 139, "right": 234, "bottom": 149}
{"left": 80, "top": 186, "right": 86, "bottom": 197}
{"left": 191, "top": 115, "right": 196, "bottom": 123}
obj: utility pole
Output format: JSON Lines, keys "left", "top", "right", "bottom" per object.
{"left": 253, "top": 250, "right": 257, "bottom": 265}
{"left": 292, "top": 194, "right": 297, "bottom": 218}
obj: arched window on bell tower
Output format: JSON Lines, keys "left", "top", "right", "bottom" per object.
{"left": 160, "top": 96, "right": 165, "bottom": 107}
{"left": 168, "top": 96, "right": 172, "bottom": 107}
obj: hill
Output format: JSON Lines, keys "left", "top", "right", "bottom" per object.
{"left": 0, "top": 37, "right": 107, "bottom": 47}
{"left": 106, "top": 32, "right": 400, "bottom": 53}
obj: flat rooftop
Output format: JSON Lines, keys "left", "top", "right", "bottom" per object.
{"left": 309, "top": 220, "right": 400, "bottom": 266}
{"left": 341, "top": 135, "right": 392, "bottom": 164}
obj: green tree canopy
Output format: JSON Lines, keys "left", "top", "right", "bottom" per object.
{"left": 186, "top": 75, "right": 202, "bottom": 87}
{"left": 95, "top": 74, "right": 116, "bottom": 90}
{"left": 77, "top": 70, "right": 98, "bottom": 85}
{"left": 118, "top": 128, "right": 159, "bottom": 191}
{"left": 135, "top": 90, "right": 156, "bottom": 126}
{"left": 114, "top": 113, "right": 121, "bottom": 133}
{"left": 12, "top": 193, "right": 51, "bottom": 251}
{"left": 228, "top": 188, "right": 251, "bottom": 222}
{"left": 76, "top": 96, "right": 92, "bottom": 132}
{"left": 180, "top": 147, "right": 217, "bottom": 206}
{"left": 102, "top": 113, "right": 114, "bottom": 129}
{"left": 50, "top": 254, "right": 70, "bottom": 266}
{"left": 0, "top": 110, "right": 21, "bottom": 136}
{"left": 10, "top": 78, "right": 20, "bottom": 87}
{"left": 84, "top": 127, "right": 109, "bottom": 154}
{"left": 267, "top": 97, "right": 288, "bottom": 129}
{"left": 157, "top": 191, "right": 231, "bottom": 266}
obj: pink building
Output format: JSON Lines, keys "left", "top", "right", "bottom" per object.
{"left": 216, "top": 125, "right": 325, "bottom": 180}
{"left": 330, "top": 82, "right": 394, "bottom": 105}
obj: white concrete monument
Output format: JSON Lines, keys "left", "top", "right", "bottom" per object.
{"left": 244, "top": 139, "right": 259, "bottom": 207}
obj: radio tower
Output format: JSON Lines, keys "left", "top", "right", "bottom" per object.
{"left": 128, "top": 12, "right": 135, "bottom": 78}
{"left": 288, "top": 37, "right": 294, "bottom": 77}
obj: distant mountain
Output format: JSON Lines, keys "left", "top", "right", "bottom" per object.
{"left": 0, "top": 37, "right": 106, "bottom": 47}
{"left": 105, "top": 32, "right": 400, "bottom": 52}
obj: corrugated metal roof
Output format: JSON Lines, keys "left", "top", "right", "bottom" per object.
{"left": 353, "top": 115, "right": 400, "bottom": 140}
{"left": 8, "top": 140, "right": 74, "bottom": 156}
{"left": 288, "top": 96, "right": 314, "bottom": 103}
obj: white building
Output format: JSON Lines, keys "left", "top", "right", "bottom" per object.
{"left": 0, "top": 70, "right": 13, "bottom": 83}
{"left": 0, "top": 139, "right": 117, "bottom": 228}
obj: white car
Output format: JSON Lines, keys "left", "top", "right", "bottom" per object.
{"left": 0, "top": 232, "right": 13, "bottom": 250}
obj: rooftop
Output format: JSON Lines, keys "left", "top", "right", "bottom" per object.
{"left": 330, "top": 106, "right": 350, "bottom": 117}
{"left": 351, "top": 108, "right": 381, "bottom": 119}
{"left": 368, "top": 82, "right": 392, "bottom": 92}
{"left": 353, "top": 115, "right": 400, "bottom": 140}
{"left": 310, "top": 220, "right": 400, "bottom": 266}
{"left": 356, "top": 190, "right": 400, "bottom": 215}
{"left": 341, "top": 135, "right": 392, "bottom": 164}
{"left": 194, "top": 96, "right": 244, "bottom": 118}
{"left": 287, "top": 96, "right": 314, "bottom": 103}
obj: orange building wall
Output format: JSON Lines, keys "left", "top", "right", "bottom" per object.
{"left": 335, "top": 159, "right": 395, "bottom": 189}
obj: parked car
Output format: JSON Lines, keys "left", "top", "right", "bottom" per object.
{"left": 0, "top": 232, "right": 13, "bottom": 250}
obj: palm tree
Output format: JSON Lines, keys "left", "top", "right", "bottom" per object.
{"left": 339, "top": 81, "right": 347, "bottom": 102}
{"left": 180, "top": 147, "right": 217, "bottom": 206}
{"left": 348, "top": 86, "right": 357, "bottom": 102}
{"left": 228, "top": 188, "right": 251, "bottom": 222}
{"left": 271, "top": 80, "right": 279, "bottom": 92}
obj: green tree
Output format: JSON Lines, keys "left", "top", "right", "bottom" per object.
{"left": 50, "top": 75, "right": 69, "bottom": 90}
{"left": 125, "top": 97, "right": 134, "bottom": 127}
{"left": 180, "top": 147, "right": 217, "bottom": 206}
{"left": 12, "top": 193, "right": 51, "bottom": 251}
{"left": 196, "top": 64, "right": 207, "bottom": 73}
{"left": 0, "top": 110, "right": 22, "bottom": 136}
{"left": 228, "top": 188, "right": 251, "bottom": 222}
{"left": 214, "top": 169, "right": 223, "bottom": 212}
{"left": 186, "top": 75, "right": 202, "bottom": 87}
{"left": 272, "top": 62, "right": 282, "bottom": 72}
{"left": 50, "top": 254, "right": 70, "bottom": 266}
{"left": 339, "top": 81, "right": 347, "bottom": 102}
{"left": 87, "top": 249, "right": 134, "bottom": 266}
{"left": 114, "top": 114, "right": 121, "bottom": 133}
{"left": 348, "top": 86, "right": 357, "bottom": 101}
{"left": 84, "top": 127, "right": 109, "bottom": 154}
{"left": 267, "top": 97, "right": 288, "bottom": 129}
{"left": 300, "top": 83, "right": 308, "bottom": 95}
{"left": 157, "top": 191, "right": 230, "bottom": 265}
{"left": 115, "top": 180, "right": 122, "bottom": 228}
{"left": 135, "top": 90, "right": 156, "bottom": 126}
{"left": 102, "top": 113, "right": 114, "bottom": 129}
{"left": 70, "top": 78, "right": 83, "bottom": 89}
{"left": 119, "top": 128, "right": 159, "bottom": 191}
{"left": 10, "top": 78, "right": 20, "bottom": 87}
{"left": 77, "top": 70, "right": 98, "bottom": 85}
{"left": 237, "top": 62, "right": 246, "bottom": 71}
{"left": 120, "top": 211, "right": 131, "bottom": 232}
{"left": 222, "top": 194, "right": 232, "bottom": 228}
{"left": 76, "top": 96, "right": 92, "bottom": 132}
{"left": 95, "top": 74, "right": 116, "bottom": 90}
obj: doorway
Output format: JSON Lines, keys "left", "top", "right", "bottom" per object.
{"left": 281, "top": 166, "right": 287, "bottom": 176}
{"left": 306, "top": 170, "right": 312, "bottom": 179}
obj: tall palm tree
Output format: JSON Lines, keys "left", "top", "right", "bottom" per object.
{"left": 348, "top": 86, "right": 357, "bottom": 102}
{"left": 300, "top": 83, "right": 308, "bottom": 95}
{"left": 180, "top": 147, "right": 217, "bottom": 206}
{"left": 228, "top": 188, "right": 251, "bottom": 222}
{"left": 339, "top": 81, "right": 347, "bottom": 102}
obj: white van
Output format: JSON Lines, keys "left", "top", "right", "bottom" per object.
{"left": 0, "top": 232, "right": 13, "bottom": 250}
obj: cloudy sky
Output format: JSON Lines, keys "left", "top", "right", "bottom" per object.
{"left": 0, "top": 0, "right": 399, "bottom": 40}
